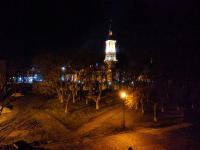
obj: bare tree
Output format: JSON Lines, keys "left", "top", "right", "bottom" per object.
{"left": 32, "top": 52, "right": 75, "bottom": 113}
{"left": 149, "top": 84, "right": 159, "bottom": 122}
{"left": 84, "top": 66, "right": 106, "bottom": 110}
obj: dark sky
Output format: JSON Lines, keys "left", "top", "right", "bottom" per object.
{"left": 0, "top": 0, "right": 200, "bottom": 74}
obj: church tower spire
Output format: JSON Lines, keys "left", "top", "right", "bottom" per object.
{"left": 104, "top": 21, "right": 117, "bottom": 84}
{"left": 108, "top": 21, "right": 113, "bottom": 36}
{"left": 104, "top": 21, "right": 117, "bottom": 62}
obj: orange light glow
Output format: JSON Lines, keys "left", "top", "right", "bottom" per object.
{"left": 120, "top": 91, "right": 127, "bottom": 99}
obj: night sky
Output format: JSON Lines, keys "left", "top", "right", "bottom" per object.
{"left": 0, "top": 0, "right": 200, "bottom": 75}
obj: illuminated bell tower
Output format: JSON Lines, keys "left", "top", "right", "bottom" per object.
{"left": 104, "top": 25, "right": 117, "bottom": 83}
{"left": 104, "top": 31, "right": 117, "bottom": 62}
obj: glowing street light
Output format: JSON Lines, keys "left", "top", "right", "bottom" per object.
{"left": 61, "top": 66, "right": 66, "bottom": 71}
{"left": 120, "top": 91, "right": 127, "bottom": 99}
{"left": 120, "top": 91, "right": 127, "bottom": 130}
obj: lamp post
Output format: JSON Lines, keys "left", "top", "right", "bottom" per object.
{"left": 120, "top": 91, "right": 127, "bottom": 130}
{"left": 61, "top": 66, "right": 66, "bottom": 81}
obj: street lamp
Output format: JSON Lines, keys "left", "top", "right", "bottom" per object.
{"left": 61, "top": 67, "right": 66, "bottom": 81}
{"left": 61, "top": 66, "right": 66, "bottom": 71}
{"left": 120, "top": 91, "right": 127, "bottom": 130}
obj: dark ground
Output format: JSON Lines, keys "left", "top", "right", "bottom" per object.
{"left": 0, "top": 94, "right": 200, "bottom": 150}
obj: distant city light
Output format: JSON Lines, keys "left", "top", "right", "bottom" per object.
{"left": 16, "top": 77, "right": 23, "bottom": 83}
{"left": 96, "top": 63, "right": 98, "bottom": 68}
{"left": 33, "top": 74, "right": 37, "bottom": 79}
{"left": 28, "top": 77, "right": 33, "bottom": 83}
{"left": 13, "top": 73, "right": 43, "bottom": 84}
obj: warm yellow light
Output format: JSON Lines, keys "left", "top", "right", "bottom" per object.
{"left": 105, "top": 40, "right": 116, "bottom": 53}
{"left": 109, "top": 31, "right": 112, "bottom": 36}
{"left": 120, "top": 91, "right": 127, "bottom": 99}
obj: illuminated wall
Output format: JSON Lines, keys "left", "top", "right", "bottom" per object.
{"left": 104, "top": 40, "right": 117, "bottom": 62}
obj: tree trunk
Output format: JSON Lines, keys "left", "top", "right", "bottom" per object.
{"left": 0, "top": 105, "right": 4, "bottom": 115}
{"left": 86, "top": 98, "right": 88, "bottom": 105}
{"left": 135, "top": 102, "right": 138, "bottom": 110}
{"left": 65, "top": 102, "right": 68, "bottom": 114}
{"left": 141, "top": 101, "right": 144, "bottom": 115}
{"left": 153, "top": 103, "right": 158, "bottom": 122}
{"left": 65, "top": 94, "right": 70, "bottom": 114}
{"left": 59, "top": 85, "right": 64, "bottom": 103}
{"left": 161, "top": 100, "right": 164, "bottom": 113}
{"left": 95, "top": 100, "right": 99, "bottom": 110}
{"left": 72, "top": 92, "right": 75, "bottom": 103}
{"left": 75, "top": 88, "right": 77, "bottom": 97}
{"left": 60, "top": 94, "right": 64, "bottom": 103}
{"left": 93, "top": 92, "right": 101, "bottom": 110}
{"left": 58, "top": 88, "right": 64, "bottom": 103}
